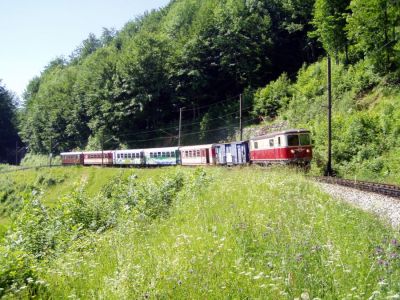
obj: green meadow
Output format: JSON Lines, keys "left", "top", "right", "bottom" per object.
{"left": 1, "top": 167, "right": 399, "bottom": 299}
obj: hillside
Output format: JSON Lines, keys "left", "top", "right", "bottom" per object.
{"left": 14, "top": 0, "right": 399, "bottom": 184}
{"left": 18, "top": 0, "right": 318, "bottom": 153}
{"left": 1, "top": 167, "right": 400, "bottom": 298}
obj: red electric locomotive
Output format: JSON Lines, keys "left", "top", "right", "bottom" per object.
{"left": 249, "top": 129, "right": 312, "bottom": 165}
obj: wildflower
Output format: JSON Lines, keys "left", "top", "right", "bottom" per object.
{"left": 178, "top": 280, "right": 182, "bottom": 286}
{"left": 296, "top": 254, "right": 303, "bottom": 262}
{"left": 375, "top": 246, "right": 384, "bottom": 255}
{"left": 377, "top": 259, "right": 389, "bottom": 267}
{"left": 391, "top": 239, "right": 398, "bottom": 246}
{"left": 311, "top": 245, "right": 322, "bottom": 252}
{"left": 301, "top": 291, "right": 310, "bottom": 300}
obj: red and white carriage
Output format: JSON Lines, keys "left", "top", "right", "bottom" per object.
{"left": 83, "top": 151, "right": 113, "bottom": 166}
{"left": 60, "top": 152, "right": 84, "bottom": 165}
{"left": 179, "top": 144, "right": 216, "bottom": 166}
{"left": 249, "top": 129, "right": 312, "bottom": 165}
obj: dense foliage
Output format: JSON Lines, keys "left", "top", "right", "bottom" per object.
{"left": 0, "top": 81, "right": 20, "bottom": 164}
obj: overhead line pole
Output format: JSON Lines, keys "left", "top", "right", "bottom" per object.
{"left": 325, "top": 55, "right": 333, "bottom": 176}
{"left": 239, "top": 94, "right": 243, "bottom": 141}
{"left": 15, "top": 141, "right": 18, "bottom": 166}
{"left": 178, "top": 107, "right": 184, "bottom": 147}
{"left": 101, "top": 134, "right": 104, "bottom": 167}
{"left": 49, "top": 136, "right": 52, "bottom": 167}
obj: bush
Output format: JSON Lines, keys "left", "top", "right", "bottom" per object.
{"left": 253, "top": 73, "right": 292, "bottom": 118}
{"left": 20, "top": 154, "right": 61, "bottom": 168}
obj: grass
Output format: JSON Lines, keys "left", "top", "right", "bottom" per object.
{"left": 21, "top": 167, "right": 399, "bottom": 299}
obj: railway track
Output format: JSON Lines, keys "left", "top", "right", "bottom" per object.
{"left": 316, "top": 176, "right": 400, "bottom": 199}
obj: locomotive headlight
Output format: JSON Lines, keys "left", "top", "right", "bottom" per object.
{"left": 306, "top": 149, "right": 310, "bottom": 153}
{"left": 290, "top": 149, "right": 295, "bottom": 154}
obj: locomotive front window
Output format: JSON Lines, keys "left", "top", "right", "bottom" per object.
{"left": 287, "top": 135, "right": 300, "bottom": 146}
{"left": 269, "top": 139, "right": 274, "bottom": 147}
{"left": 299, "top": 134, "right": 311, "bottom": 146}
{"left": 254, "top": 142, "right": 258, "bottom": 149}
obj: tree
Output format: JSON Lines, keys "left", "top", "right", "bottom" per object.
{"left": 0, "top": 81, "right": 20, "bottom": 163}
{"left": 311, "top": 0, "right": 350, "bottom": 62}
{"left": 347, "top": 0, "right": 400, "bottom": 72}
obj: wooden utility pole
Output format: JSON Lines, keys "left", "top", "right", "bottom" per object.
{"left": 239, "top": 94, "right": 243, "bottom": 141}
{"left": 178, "top": 107, "right": 184, "bottom": 147}
{"left": 101, "top": 134, "right": 104, "bottom": 167}
{"left": 325, "top": 55, "right": 333, "bottom": 176}
{"left": 49, "top": 136, "right": 52, "bottom": 167}
{"left": 15, "top": 141, "right": 18, "bottom": 166}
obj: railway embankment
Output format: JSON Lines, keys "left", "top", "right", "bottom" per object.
{"left": 318, "top": 181, "right": 400, "bottom": 228}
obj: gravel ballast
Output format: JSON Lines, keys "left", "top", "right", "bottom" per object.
{"left": 318, "top": 182, "right": 400, "bottom": 228}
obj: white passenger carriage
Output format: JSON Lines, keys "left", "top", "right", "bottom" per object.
{"left": 114, "top": 149, "right": 144, "bottom": 166}
{"left": 143, "top": 147, "right": 180, "bottom": 165}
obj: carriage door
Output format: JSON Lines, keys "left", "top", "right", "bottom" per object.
{"left": 206, "top": 148, "right": 210, "bottom": 164}
{"left": 236, "top": 144, "right": 243, "bottom": 164}
{"left": 275, "top": 136, "right": 281, "bottom": 160}
{"left": 226, "top": 144, "right": 232, "bottom": 165}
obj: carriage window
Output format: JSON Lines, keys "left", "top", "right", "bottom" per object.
{"left": 278, "top": 137, "right": 281, "bottom": 147}
{"left": 136, "top": 153, "right": 140, "bottom": 158}
{"left": 140, "top": 153, "right": 144, "bottom": 158}
{"left": 197, "top": 150, "right": 200, "bottom": 157}
{"left": 254, "top": 142, "right": 258, "bottom": 149}
{"left": 150, "top": 153, "right": 154, "bottom": 158}
{"left": 269, "top": 139, "right": 274, "bottom": 147}
{"left": 171, "top": 151, "right": 176, "bottom": 157}
{"left": 299, "top": 134, "right": 311, "bottom": 146}
{"left": 287, "top": 135, "right": 300, "bottom": 146}
{"left": 162, "top": 152, "right": 166, "bottom": 157}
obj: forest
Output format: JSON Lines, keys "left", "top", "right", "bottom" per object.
{"left": 0, "top": 0, "right": 399, "bottom": 177}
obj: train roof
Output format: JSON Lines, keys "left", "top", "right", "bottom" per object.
{"left": 215, "top": 141, "right": 247, "bottom": 146}
{"left": 143, "top": 147, "right": 179, "bottom": 152}
{"left": 115, "top": 149, "right": 144, "bottom": 153}
{"left": 250, "top": 129, "right": 310, "bottom": 141}
{"left": 60, "top": 152, "right": 83, "bottom": 155}
{"left": 179, "top": 144, "right": 215, "bottom": 150}
{"left": 81, "top": 150, "right": 114, "bottom": 154}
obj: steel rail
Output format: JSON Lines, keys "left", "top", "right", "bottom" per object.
{"left": 316, "top": 177, "right": 400, "bottom": 199}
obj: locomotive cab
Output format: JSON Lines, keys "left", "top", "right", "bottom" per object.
{"left": 249, "top": 129, "right": 312, "bottom": 165}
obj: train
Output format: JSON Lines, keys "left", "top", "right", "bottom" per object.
{"left": 61, "top": 129, "right": 313, "bottom": 167}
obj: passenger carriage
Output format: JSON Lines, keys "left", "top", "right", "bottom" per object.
{"left": 61, "top": 152, "right": 84, "bottom": 165}
{"left": 180, "top": 144, "right": 216, "bottom": 166}
{"left": 143, "top": 147, "right": 180, "bottom": 166}
{"left": 83, "top": 151, "right": 113, "bottom": 166}
{"left": 249, "top": 129, "right": 312, "bottom": 165}
{"left": 114, "top": 149, "right": 144, "bottom": 166}
{"left": 215, "top": 141, "right": 249, "bottom": 165}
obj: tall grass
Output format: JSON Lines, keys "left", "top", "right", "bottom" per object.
{"left": 29, "top": 167, "right": 400, "bottom": 299}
